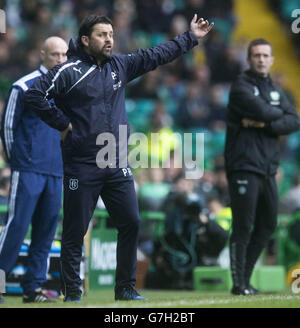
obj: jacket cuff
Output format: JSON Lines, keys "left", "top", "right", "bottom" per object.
{"left": 188, "top": 31, "right": 199, "bottom": 46}
{"left": 56, "top": 117, "right": 71, "bottom": 132}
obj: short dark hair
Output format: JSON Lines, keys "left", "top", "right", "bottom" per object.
{"left": 78, "top": 15, "right": 113, "bottom": 47}
{"left": 247, "top": 38, "right": 273, "bottom": 59}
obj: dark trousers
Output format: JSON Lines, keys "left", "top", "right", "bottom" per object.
{"left": 227, "top": 171, "right": 278, "bottom": 288}
{"left": 60, "top": 163, "right": 140, "bottom": 296}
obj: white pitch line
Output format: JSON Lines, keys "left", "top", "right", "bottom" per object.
{"left": 86, "top": 294, "right": 300, "bottom": 308}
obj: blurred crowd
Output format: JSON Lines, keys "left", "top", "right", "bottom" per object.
{"left": 0, "top": 0, "right": 300, "bottom": 271}
{"left": 269, "top": 0, "right": 300, "bottom": 55}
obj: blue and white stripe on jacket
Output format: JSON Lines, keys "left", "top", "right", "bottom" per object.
{"left": 0, "top": 65, "right": 63, "bottom": 177}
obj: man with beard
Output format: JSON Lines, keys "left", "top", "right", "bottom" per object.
{"left": 24, "top": 14, "right": 213, "bottom": 302}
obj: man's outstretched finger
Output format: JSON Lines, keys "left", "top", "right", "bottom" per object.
{"left": 206, "top": 22, "right": 214, "bottom": 32}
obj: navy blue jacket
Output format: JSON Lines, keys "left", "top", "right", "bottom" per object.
{"left": 24, "top": 31, "right": 198, "bottom": 165}
{"left": 1, "top": 65, "right": 63, "bottom": 177}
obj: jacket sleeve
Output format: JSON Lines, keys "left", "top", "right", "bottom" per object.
{"left": 229, "top": 79, "right": 284, "bottom": 122}
{"left": 24, "top": 65, "right": 71, "bottom": 131}
{"left": 122, "top": 31, "right": 198, "bottom": 83}
{"left": 0, "top": 86, "right": 24, "bottom": 162}
{"left": 265, "top": 90, "right": 300, "bottom": 136}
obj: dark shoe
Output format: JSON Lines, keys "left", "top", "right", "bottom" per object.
{"left": 231, "top": 286, "right": 251, "bottom": 296}
{"left": 115, "top": 286, "right": 147, "bottom": 301}
{"left": 64, "top": 294, "right": 81, "bottom": 303}
{"left": 0, "top": 293, "right": 5, "bottom": 304}
{"left": 246, "top": 285, "right": 260, "bottom": 295}
{"left": 23, "top": 288, "right": 56, "bottom": 303}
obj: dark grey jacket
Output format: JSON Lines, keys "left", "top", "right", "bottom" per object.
{"left": 225, "top": 69, "right": 300, "bottom": 176}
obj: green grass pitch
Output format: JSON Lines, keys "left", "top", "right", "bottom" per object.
{"left": 1, "top": 289, "right": 300, "bottom": 308}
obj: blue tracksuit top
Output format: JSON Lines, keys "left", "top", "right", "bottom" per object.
{"left": 24, "top": 31, "right": 198, "bottom": 165}
{"left": 1, "top": 65, "right": 63, "bottom": 177}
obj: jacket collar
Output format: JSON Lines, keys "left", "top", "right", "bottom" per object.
{"left": 245, "top": 69, "right": 271, "bottom": 83}
{"left": 39, "top": 65, "right": 48, "bottom": 74}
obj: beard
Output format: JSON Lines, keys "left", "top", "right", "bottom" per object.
{"left": 89, "top": 42, "right": 112, "bottom": 62}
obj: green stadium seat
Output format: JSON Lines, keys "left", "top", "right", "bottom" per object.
{"left": 126, "top": 98, "right": 156, "bottom": 132}
{"left": 250, "top": 266, "right": 286, "bottom": 292}
{"left": 193, "top": 265, "right": 286, "bottom": 292}
{"left": 150, "top": 32, "right": 167, "bottom": 47}
{"left": 193, "top": 266, "right": 232, "bottom": 291}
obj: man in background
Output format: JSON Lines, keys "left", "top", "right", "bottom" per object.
{"left": 225, "top": 38, "right": 300, "bottom": 295}
{"left": 0, "top": 37, "right": 68, "bottom": 303}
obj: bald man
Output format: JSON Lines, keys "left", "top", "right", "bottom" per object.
{"left": 0, "top": 37, "right": 68, "bottom": 303}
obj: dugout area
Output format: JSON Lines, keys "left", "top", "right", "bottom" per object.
{"left": 1, "top": 205, "right": 300, "bottom": 297}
